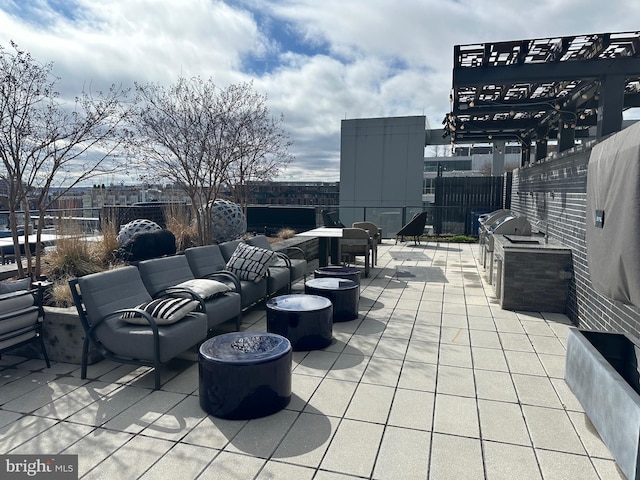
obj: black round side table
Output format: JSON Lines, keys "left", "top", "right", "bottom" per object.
{"left": 314, "top": 265, "right": 361, "bottom": 286}
{"left": 199, "top": 332, "right": 291, "bottom": 419}
{"left": 266, "top": 294, "right": 333, "bottom": 351}
{"left": 304, "top": 277, "right": 359, "bottom": 322}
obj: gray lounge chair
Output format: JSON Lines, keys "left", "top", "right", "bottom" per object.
{"left": 218, "top": 240, "right": 290, "bottom": 299}
{"left": 184, "top": 244, "right": 267, "bottom": 310}
{"left": 69, "top": 266, "right": 208, "bottom": 389}
{"left": 136, "top": 255, "right": 242, "bottom": 331}
{"left": 0, "top": 285, "right": 50, "bottom": 368}
{"left": 245, "top": 235, "right": 308, "bottom": 285}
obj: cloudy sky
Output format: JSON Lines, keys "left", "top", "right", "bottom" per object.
{"left": 1, "top": 0, "right": 639, "bottom": 183}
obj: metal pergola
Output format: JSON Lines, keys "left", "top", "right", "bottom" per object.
{"left": 443, "top": 31, "right": 640, "bottom": 164}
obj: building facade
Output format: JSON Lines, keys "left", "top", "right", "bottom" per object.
{"left": 339, "top": 115, "right": 427, "bottom": 229}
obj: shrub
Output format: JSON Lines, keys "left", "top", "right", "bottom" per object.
{"left": 164, "top": 203, "right": 198, "bottom": 250}
{"left": 448, "top": 235, "right": 478, "bottom": 243}
{"left": 277, "top": 228, "right": 296, "bottom": 240}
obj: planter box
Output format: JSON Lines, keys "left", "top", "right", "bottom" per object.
{"left": 13, "top": 305, "right": 102, "bottom": 365}
{"left": 565, "top": 327, "right": 640, "bottom": 480}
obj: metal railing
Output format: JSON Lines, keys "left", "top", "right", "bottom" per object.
{"left": 0, "top": 203, "right": 495, "bottom": 239}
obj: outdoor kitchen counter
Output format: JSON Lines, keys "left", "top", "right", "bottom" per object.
{"left": 492, "top": 235, "right": 573, "bottom": 312}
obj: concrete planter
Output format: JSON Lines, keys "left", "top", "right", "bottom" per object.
{"left": 14, "top": 305, "right": 102, "bottom": 365}
{"left": 565, "top": 327, "right": 640, "bottom": 480}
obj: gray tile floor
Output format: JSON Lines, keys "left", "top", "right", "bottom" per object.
{"left": 0, "top": 241, "right": 626, "bottom": 479}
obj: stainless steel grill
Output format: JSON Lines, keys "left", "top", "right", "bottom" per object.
{"left": 483, "top": 215, "right": 532, "bottom": 284}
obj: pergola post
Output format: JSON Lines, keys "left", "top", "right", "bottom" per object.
{"left": 597, "top": 74, "right": 625, "bottom": 139}
{"left": 535, "top": 138, "right": 548, "bottom": 161}
{"left": 520, "top": 138, "right": 531, "bottom": 166}
{"left": 558, "top": 110, "right": 576, "bottom": 152}
{"left": 492, "top": 141, "right": 505, "bottom": 175}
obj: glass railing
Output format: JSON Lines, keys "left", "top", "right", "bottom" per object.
{"left": 1, "top": 203, "right": 496, "bottom": 239}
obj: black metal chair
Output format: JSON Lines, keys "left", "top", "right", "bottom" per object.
{"left": 321, "top": 210, "right": 345, "bottom": 228}
{"left": 396, "top": 211, "right": 428, "bottom": 245}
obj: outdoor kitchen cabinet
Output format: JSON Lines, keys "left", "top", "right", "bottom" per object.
{"left": 493, "top": 235, "right": 573, "bottom": 313}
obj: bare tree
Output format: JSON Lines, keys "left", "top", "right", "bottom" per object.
{"left": 478, "top": 161, "right": 492, "bottom": 176}
{"left": 222, "top": 85, "right": 292, "bottom": 211}
{"left": 504, "top": 161, "right": 520, "bottom": 173}
{"left": 0, "top": 42, "right": 130, "bottom": 278}
{"left": 129, "top": 77, "right": 292, "bottom": 244}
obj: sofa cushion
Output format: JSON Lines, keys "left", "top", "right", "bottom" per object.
{"left": 121, "top": 297, "right": 199, "bottom": 325}
{"left": 225, "top": 242, "right": 276, "bottom": 283}
{"left": 0, "top": 278, "right": 31, "bottom": 294}
{"left": 0, "top": 291, "right": 35, "bottom": 314}
{"left": 177, "top": 278, "right": 232, "bottom": 299}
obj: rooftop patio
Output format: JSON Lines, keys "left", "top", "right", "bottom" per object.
{"left": 0, "top": 240, "right": 624, "bottom": 480}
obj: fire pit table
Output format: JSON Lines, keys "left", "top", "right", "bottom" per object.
{"left": 199, "top": 332, "right": 292, "bottom": 419}
{"left": 266, "top": 294, "right": 333, "bottom": 351}
{"left": 314, "top": 265, "right": 361, "bottom": 287}
{"left": 305, "top": 277, "right": 359, "bottom": 322}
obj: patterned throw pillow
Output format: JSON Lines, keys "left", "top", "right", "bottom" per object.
{"left": 225, "top": 242, "right": 276, "bottom": 283}
{"left": 121, "top": 297, "right": 199, "bottom": 325}
{"left": 177, "top": 278, "right": 232, "bottom": 299}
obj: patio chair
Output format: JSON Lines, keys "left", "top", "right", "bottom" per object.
{"left": 69, "top": 266, "right": 208, "bottom": 389}
{"left": 395, "top": 211, "right": 428, "bottom": 245}
{"left": 0, "top": 282, "right": 50, "bottom": 368}
{"left": 184, "top": 244, "right": 267, "bottom": 310}
{"left": 245, "top": 235, "right": 308, "bottom": 284}
{"left": 321, "top": 209, "right": 345, "bottom": 228}
{"left": 136, "top": 255, "right": 242, "bottom": 331}
{"left": 339, "top": 227, "right": 372, "bottom": 277}
{"left": 352, "top": 221, "right": 382, "bottom": 244}
{"left": 352, "top": 221, "right": 380, "bottom": 265}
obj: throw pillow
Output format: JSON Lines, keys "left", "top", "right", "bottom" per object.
{"left": 177, "top": 278, "right": 232, "bottom": 299}
{"left": 225, "top": 242, "right": 276, "bottom": 283}
{"left": 121, "top": 297, "right": 199, "bottom": 325}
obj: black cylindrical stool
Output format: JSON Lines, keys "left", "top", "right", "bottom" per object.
{"left": 267, "top": 294, "right": 333, "bottom": 351}
{"left": 305, "top": 277, "right": 359, "bottom": 322}
{"left": 314, "top": 265, "right": 361, "bottom": 286}
{"left": 199, "top": 332, "right": 291, "bottom": 419}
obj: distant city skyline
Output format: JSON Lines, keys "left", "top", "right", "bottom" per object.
{"left": 1, "top": 0, "right": 639, "bottom": 183}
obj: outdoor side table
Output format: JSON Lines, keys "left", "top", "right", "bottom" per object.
{"left": 266, "top": 294, "right": 333, "bottom": 351}
{"left": 199, "top": 332, "right": 292, "bottom": 419}
{"left": 305, "top": 277, "right": 359, "bottom": 322}
{"left": 314, "top": 265, "right": 361, "bottom": 287}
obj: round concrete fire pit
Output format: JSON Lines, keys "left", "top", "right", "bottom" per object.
{"left": 314, "top": 265, "right": 361, "bottom": 286}
{"left": 199, "top": 332, "right": 291, "bottom": 419}
{"left": 266, "top": 294, "right": 333, "bottom": 351}
{"left": 305, "top": 277, "right": 359, "bottom": 322}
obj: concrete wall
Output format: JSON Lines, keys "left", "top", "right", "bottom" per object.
{"left": 340, "top": 116, "right": 425, "bottom": 226}
{"left": 510, "top": 148, "right": 640, "bottom": 336}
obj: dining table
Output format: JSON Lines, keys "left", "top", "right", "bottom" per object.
{"left": 296, "top": 227, "right": 343, "bottom": 267}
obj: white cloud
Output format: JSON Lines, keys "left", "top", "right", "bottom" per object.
{"left": 1, "top": 0, "right": 639, "bottom": 182}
